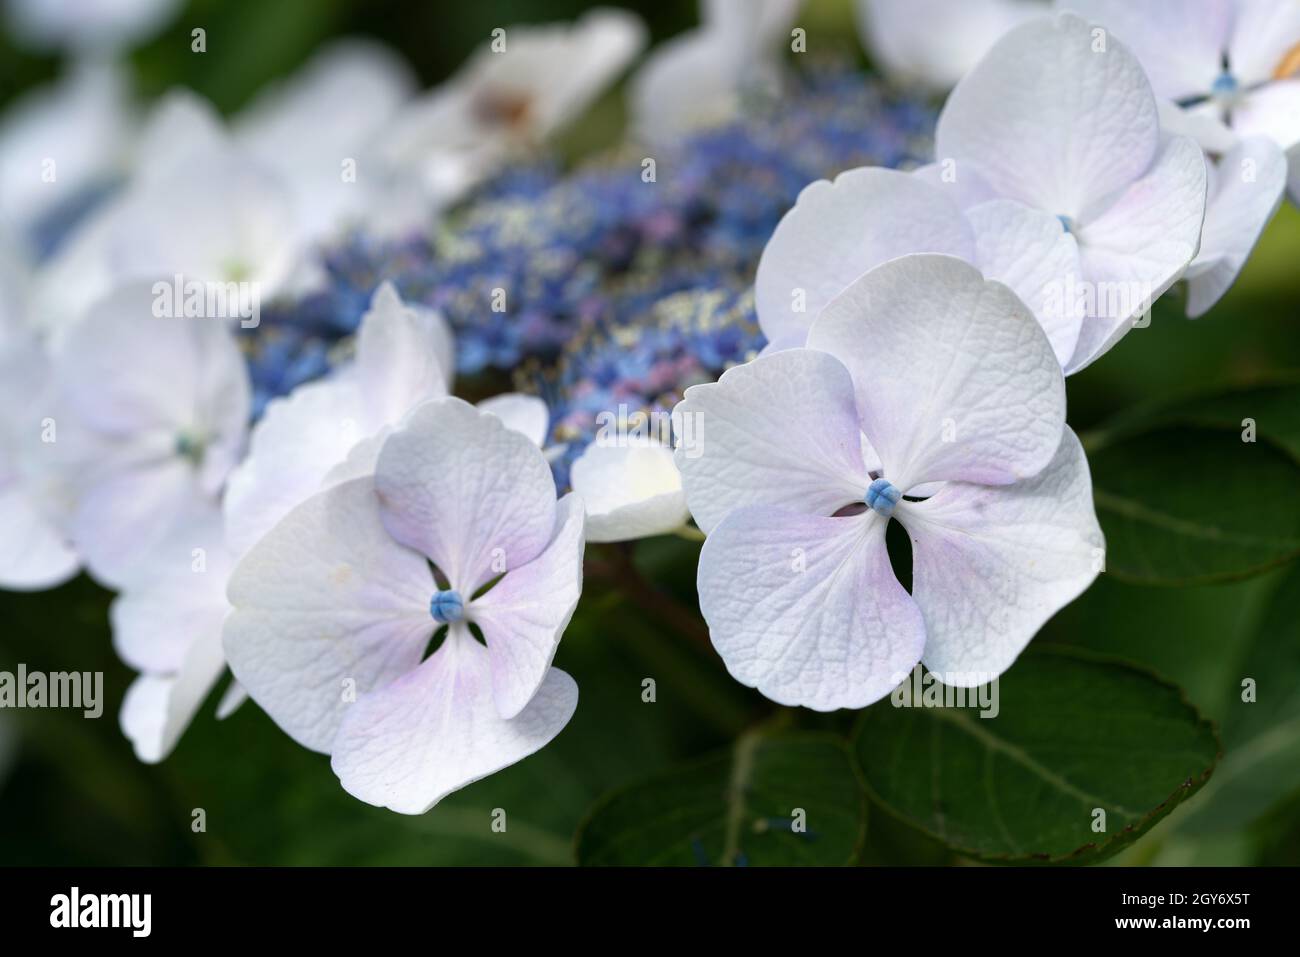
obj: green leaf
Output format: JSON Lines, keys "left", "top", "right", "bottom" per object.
{"left": 1042, "top": 570, "right": 1278, "bottom": 719}
{"left": 1175, "top": 561, "right": 1300, "bottom": 835}
{"left": 576, "top": 731, "right": 866, "bottom": 866}
{"left": 852, "top": 646, "right": 1219, "bottom": 864}
{"left": 160, "top": 596, "right": 751, "bottom": 866}
{"left": 1091, "top": 378, "right": 1300, "bottom": 466}
{"left": 1088, "top": 425, "right": 1300, "bottom": 584}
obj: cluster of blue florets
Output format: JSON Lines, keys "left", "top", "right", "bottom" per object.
{"left": 243, "top": 66, "right": 936, "bottom": 469}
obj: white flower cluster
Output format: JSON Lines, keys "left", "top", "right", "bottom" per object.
{"left": 0, "top": 0, "right": 1295, "bottom": 813}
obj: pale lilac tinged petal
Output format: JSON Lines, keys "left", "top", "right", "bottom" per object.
{"left": 856, "top": 0, "right": 1041, "bottom": 92}
{"left": 114, "top": 504, "right": 236, "bottom": 762}
{"left": 223, "top": 377, "right": 363, "bottom": 557}
{"left": 806, "top": 255, "right": 1065, "bottom": 490}
{"left": 55, "top": 283, "right": 250, "bottom": 441}
{"left": 527, "top": 9, "right": 647, "bottom": 139}
{"left": 965, "top": 198, "right": 1082, "bottom": 365}
{"left": 899, "top": 429, "right": 1102, "bottom": 683}
{"left": 226, "top": 286, "right": 452, "bottom": 558}
{"left": 110, "top": 506, "right": 232, "bottom": 673}
{"left": 320, "top": 426, "right": 389, "bottom": 487}
{"left": 1186, "top": 136, "right": 1287, "bottom": 316}
{"left": 673, "top": 348, "right": 872, "bottom": 535}
{"left": 0, "top": 485, "right": 78, "bottom": 590}
{"left": 1158, "top": 98, "right": 1238, "bottom": 154}
{"left": 470, "top": 494, "right": 585, "bottom": 719}
{"left": 1231, "top": 79, "right": 1300, "bottom": 151}
{"left": 223, "top": 477, "right": 433, "bottom": 753}
{"left": 374, "top": 398, "right": 557, "bottom": 593}
{"left": 73, "top": 460, "right": 201, "bottom": 588}
{"left": 631, "top": 28, "right": 744, "bottom": 145}
{"left": 569, "top": 442, "right": 689, "bottom": 542}
{"left": 1068, "top": 135, "right": 1207, "bottom": 371}
{"left": 704, "top": 0, "right": 802, "bottom": 42}
{"left": 356, "top": 282, "right": 453, "bottom": 428}
{"left": 755, "top": 331, "right": 808, "bottom": 356}
{"left": 697, "top": 506, "right": 924, "bottom": 711}
{"left": 1063, "top": 0, "right": 1232, "bottom": 101}
{"left": 754, "top": 167, "right": 975, "bottom": 343}
{"left": 331, "top": 630, "right": 578, "bottom": 814}
{"left": 911, "top": 160, "right": 997, "bottom": 210}
{"left": 120, "top": 626, "right": 227, "bottom": 763}
{"left": 936, "top": 12, "right": 1160, "bottom": 218}
{"left": 233, "top": 40, "right": 416, "bottom": 243}
{"left": 476, "top": 392, "right": 550, "bottom": 448}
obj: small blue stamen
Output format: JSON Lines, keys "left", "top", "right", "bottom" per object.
{"left": 429, "top": 590, "right": 464, "bottom": 623}
{"left": 1211, "top": 71, "right": 1239, "bottom": 97}
{"left": 1056, "top": 214, "right": 1074, "bottom": 234}
{"left": 865, "top": 478, "right": 901, "bottom": 517}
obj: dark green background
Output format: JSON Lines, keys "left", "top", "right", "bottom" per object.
{"left": 2, "top": 0, "right": 1298, "bottom": 866}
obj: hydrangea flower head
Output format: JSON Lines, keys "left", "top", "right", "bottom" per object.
{"left": 675, "top": 254, "right": 1103, "bottom": 709}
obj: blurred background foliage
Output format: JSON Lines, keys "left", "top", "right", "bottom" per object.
{"left": 1, "top": 0, "right": 1298, "bottom": 866}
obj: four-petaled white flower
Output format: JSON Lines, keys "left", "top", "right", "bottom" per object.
{"left": 224, "top": 397, "right": 585, "bottom": 814}
{"left": 29, "top": 91, "right": 304, "bottom": 343}
{"left": 1064, "top": 0, "right": 1296, "bottom": 315}
{"left": 928, "top": 11, "right": 1208, "bottom": 372}
{"left": 1066, "top": 0, "right": 1300, "bottom": 164}
{"left": 49, "top": 282, "right": 250, "bottom": 586}
{"left": 675, "top": 255, "right": 1103, "bottom": 710}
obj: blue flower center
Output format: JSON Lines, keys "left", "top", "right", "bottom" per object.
{"left": 429, "top": 589, "right": 464, "bottom": 623}
{"left": 864, "top": 478, "right": 901, "bottom": 518}
{"left": 1056, "top": 214, "right": 1074, "bottom": 234}
{"left": 1211, "top": 71, "right": 1239, "bottom": 98}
